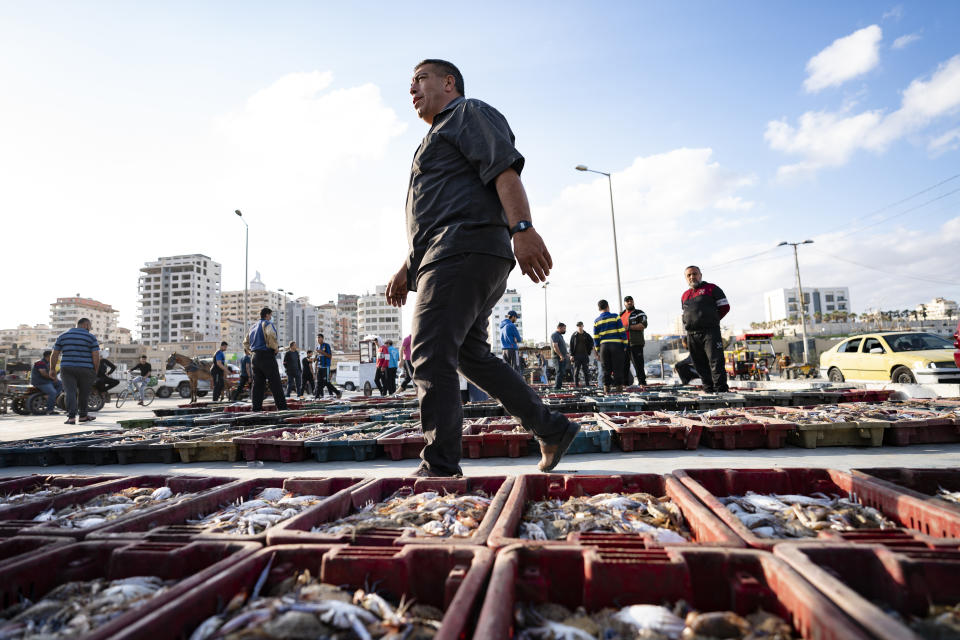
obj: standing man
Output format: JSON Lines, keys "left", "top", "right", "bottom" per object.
{"left": 620, "top": 296, "right": 648, "bottom": 386}
{"left": 242, "top": 307, "right": 288, "bottom": 411}
{"left": 681, "top": 265, "right": 730, "bottom": 392}
{"left": 95, "top": 355, "right": 120, "bottom": 395}
{"left": 231, "top": 351, "right": 252, "bottom": 401}
{"left": 398, "top": 333, "right": 414, "bottom": 392}
{"left": 550, "top": 322, "right": 569, "bottom": 390}
{"left": 211, "top": 342, "right": 228, "bottom": 402}
{"left": 313, "top": 333, "right": 341, "bottom": 398}
{"left": 384, "top": 58, "right": 579, "bottom": 476}
{"left": 374, "top": 338, "right": 389, "bottom": 396}
{"left": 50, "top": 318, "right": 100, "bottom": 424}
{"left": 283, "top": 342, "right": 302, "bottom": 398}
{"left": 499, "top": 310, "right": 522, "bottom": 371}
{"left": 568, "top": 321, "right": 595, "bottom": 388}
{"left": 301, "top": 350, "right": 316, "bottom": 397}
{"left": 594, "top": 300, "right": 628, "bottom": 393}
{"left": 387, "top": 339, "right": 400, "bottom": 395}
{"left": 130, "top": 355, "right": 152, "bottom": 405}
{"left": 31, "top": 350, "right": 62, "bottom": 415}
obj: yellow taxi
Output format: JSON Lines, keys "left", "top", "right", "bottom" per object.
{"left": 819, "top": 331, "right": 960, "bottom": 384}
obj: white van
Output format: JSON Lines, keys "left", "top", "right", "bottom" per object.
{"left": 334, "top": 360, "right": 377, "bottom": 392}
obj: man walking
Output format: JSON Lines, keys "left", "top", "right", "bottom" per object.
{"left": 398, "top": 333, "right": 414, "bottom": 391}
{"left": 130, "top": 355, "right": 152, "bottom": 405}
{"left": 283, "top": 342, "right": 302, "bottom": 397}
{"left": 212, "top": 342, "right": 228, "bottom": 402}
{"left": 594, "top": 300, "right": 627, "bottom": 393}
{"left": 242, "top": 307, "right": 288, "bottom": 411}
{"left": 681, "top": 265, "right": 730, "bottom": 392}
{"left": 50, "top": 318, "right": 100, "bottom": 424}
{"left": 301, "top": 350, "right": 316, "bottom": 397}
{"left": 384, "top": 58, "right": 579, "bottom": 476}
{"left": 387, "top": 339, "right": 400, "bottom": 395}
{"left": 313, "top": 333, "right": 341, "bottom": 398}
{"left": 499, "top": 310, "right": 522, "bottom": 371}
{"left": 550, "top": 322, "right": 569, "bottom": 390}
{"left": 231, "top": 351, "right": 252, "bottom": 401}
{"left": 620, "top": 296, "right": 648, "bottom": 386}
{"left": 374, "top": 338, "right": 389, "bottom": 396}
{"left": 31, "top": 350, "right": 62, "bottom": 415}
{"left": 568, "top": 321, "right": 595, "bottom": 387}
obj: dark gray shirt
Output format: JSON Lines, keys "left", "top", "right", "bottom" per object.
{"left": 551, "top": 331, "right": 568, "bottom": 359}
{"left": 405, "top": 96, "right": 524, "bottom": 291}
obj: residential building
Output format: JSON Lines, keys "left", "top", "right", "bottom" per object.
{"left": 316, "top": 301, "right": 338, "bottom": 348}
{"left": 221, "top": 318, "right": 246, "bottom": 353}
{"left": 357, "top": 286, "right": 402, "bottom": 344}
{"left": 336, "top": 293, "right": 359, "bottom": 352}
{"left": 916, "top": 297, "right": 958, "bottom": 320}
{"left": 0, "top": 324, "right": 57, "bottom": 350}
{"left": 50, "top": 296, "right": 119, "bottom": 341}
{"left": 115, "top": 327, "right": 133, "bottom": 345}
{"left": 220, "top": 272, "right": 287, "bottom": 341}
{"left": 284, "top": 296, "right": 318, "bottom": 349}
{"left": 138, "top": 254, "right": 222, "bottom": 345}
{"left": 763, "top": 287, "right": 850, "bottom": 324}
{"left": 487, "top": 289, "right": 523, "bottom": 354}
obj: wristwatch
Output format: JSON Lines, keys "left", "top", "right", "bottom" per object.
{"left": 510, "top": 220, "right": 533, "bottom": 236}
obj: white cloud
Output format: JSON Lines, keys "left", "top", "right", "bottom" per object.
{"left": 892, "top": 32, "right": 921, "bottom": 50}
{"left": 929, "top": 128, "right": 960, "bottom": 155}
{"left": 882, "top": 5, "right": 903, "bottom": 21}
{"left": 804, "top": 25, "right": 883, "bottom": 93}
{"left": 768, "top": 54, "right": 960, "bottom": 176}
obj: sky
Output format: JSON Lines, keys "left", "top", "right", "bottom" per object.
{"left": 2, "top": 1, "right": 959, "bottom": 342}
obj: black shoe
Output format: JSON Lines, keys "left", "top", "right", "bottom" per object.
{"left": 413, "top": 465, "right": 462, "bottom": 478}
{"left": 538, "top": 421, "right": 580, "bottom": 473}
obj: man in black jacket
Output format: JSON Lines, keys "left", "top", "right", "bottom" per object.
{"left": 95, "top": 357, "right": 120, "bottom": 394}
{"left": 568, "top": 321, "right": 595, "bottom": 387}
{"left": 283, "top": 342, "right": 302, "bottom": 398}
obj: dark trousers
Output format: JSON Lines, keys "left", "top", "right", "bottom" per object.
{"left": 623, "top": 343, "right": 647, "bottom": 385}
{"left": 399, "top": 360, "right": 414, "bottom": 390}
{"left": 411, "top": 254, "right": 571, "bottom": 476}
{"left": 687, "top": 327, "right": 728, "bottom": 392}
{"left": 314, "top": 366, "right": 339, "bottom": 397}
{"left": 502, "top": 348, "right": 519, "bottom": 372}
{"left": 301, "top": 374, "right": 315, "bottom": 396}
{"left": 231, "top": 375, "right": 250, "bottom": 401}
{"left": 285, "top": 369, "right": 301, "bottom": 397}
{"left": 212, "top": 372, "right": 225, "bottom": 402}
{"left": 94, "top": 376, "right": 119, "bottom": 394}
{"left": 61, "top": 366, "right": 95, "bottom": 418}
{"left": 674, "top": 356, "right": 700, "bottom": 384}
{"left": 387, "top": 367, "right": 397, "bottom": 394}
{"left": 374, "top": 367, "right": 387, "bottom": 396}
{"left": 572, "top": 355, "right": 591, "bottom": 386}
{"left": 252, "top": 351, "right": 287, "bottom": 411}
{"left": 599, "top": 343, "right": 625, "bottom": 389}
{"left": 552, "top": 357, "right": 568, "bottom": 389}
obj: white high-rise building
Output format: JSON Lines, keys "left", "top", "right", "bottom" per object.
{"left": 138, "top": 254, "right": 221, "bottom": 345}
{"left": 764, "top": 287, "right": 850, "bottom": 324}
{"left": 221, "top": 272, "right": 287, "bottom": 343}
{"left": 50, "top": 296, "right": 119, "bottom": 341}
{"left": 488, "top": 288, "right": 523, "bottom": 354}
{"left": 316, "top": 301, "right": 338, "bottom": 348}
{"left": 357, "top": 286, "right": 402, "bottom": 344}
{"left": 284, "top": 296, "right": 318, "bottom": 349}
{"left": 336, "top": 294, "right": 359, "bottom": 352}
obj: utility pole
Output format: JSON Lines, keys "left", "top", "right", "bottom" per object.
{"left": 542, "top": 281, "right": 550, "bottom": 344}
{"left": 778, "top": 240, "right": 814, "bottom": 365}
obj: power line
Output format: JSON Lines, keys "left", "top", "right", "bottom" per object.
{"left": 828, "top": 184, "right": 960, "bottom": 240}
{"left": 809, "top": 247, "right": 960, "bottom": 286}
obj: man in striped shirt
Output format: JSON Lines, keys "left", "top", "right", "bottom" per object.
{"left": 593, "top": 300, "right": 627, "bottom": 393}
{"left": 50, "top": 318, "right": 100, "bottom": 424}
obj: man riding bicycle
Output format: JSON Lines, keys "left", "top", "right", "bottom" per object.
{"left": 130, "top": 355, "right": 152, "bottom": 405}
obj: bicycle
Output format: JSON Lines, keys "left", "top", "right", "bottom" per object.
{"left": 116, "top": 377, "right": 156, "bottom": 408}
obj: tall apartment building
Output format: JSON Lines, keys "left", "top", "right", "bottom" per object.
{"left": 50, "top": 296, "right": 119, "bottom": 341}
{"left": 284, "top": 297, "right": 318, "bottom": 349}
{"left": 764, "top": 287, "right": 850, "bottom": 324}
{"left": 357, "top": 286, "right": 402, "bottom": 344}
{"left": 220, "top": 272, "right": 287, "bottom": 343}
{"left": 336, "top": 294, "right": 359, "bottom": 352}
{"left": 137, "top": 254, "right": 222, "bottom": 345}
{"left": 487, "top": 288, "right": 523, "bottom": 354}
{"left": 0, "top": 324, "right": 57, "bottom": 350}
{"left": 316, "top": 302, "right": 338, "bottom": 348}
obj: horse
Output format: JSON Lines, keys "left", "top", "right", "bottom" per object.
{"left": 165, "top": 352, "right": 231, "bottom": 404}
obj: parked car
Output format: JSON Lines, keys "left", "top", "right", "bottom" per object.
{"left": 819, "top": 331, "right": 960, "bottom": 384}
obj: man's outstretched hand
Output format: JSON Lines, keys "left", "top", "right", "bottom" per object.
{"left": 513, "top": 229, "right": 552, "bottom": 283}
{"left": 386, "top": 264, "right": 408, "bottom": 307}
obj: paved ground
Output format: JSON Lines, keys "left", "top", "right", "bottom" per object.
{"left": 2, "top": 394, "right": 958, "bottom": 480}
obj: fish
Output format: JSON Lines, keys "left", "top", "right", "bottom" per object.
{"left": 518, "top": 492, "right": 691, "bottom": 542}
{"left": 936, "top": 486, "right": 960, "bottom": 505}
{"left": 30, "top": 486, "right": 185, "bottom": 529}
{"left": 908, "top": 601, "right": 960, "bottom": 638}
{"left": 185, "top": 488, "right": 325, "bottom": 535}
{"left": 310, "top": 487, "right": 491, "bottom": 539}
{"left": 0, "top": 484, "right": 80, "bottom": 505}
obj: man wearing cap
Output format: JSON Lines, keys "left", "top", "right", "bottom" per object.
{"left": 384, "top": 58, "right": 579, "bottom": 476}
{"left": 243, "top": 307, "right": 288, "bottom": 411}
{"left": 499, "top": 310, "right": 522, "bottom": 371}
{"left": 620, "top": 296, "right": 648, "bottom": 386}
{"left": 568, "top": 321, "right": 596, "bottom": 387}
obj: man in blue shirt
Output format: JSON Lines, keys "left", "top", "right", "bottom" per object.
{"left": 212, "top": 342, "right": 228, "bottom": 402}
{"left": 232, "top": 352, "right": 252, "bottom": 401}
{"left": 593, "top": 299, "right": 628, "bottom": 393}
{"left": 313, "top": 332, "right": 341, "bottom": 398}
{"left": 50, "top": 318, "right": 100, "bottom": 424}
{"left": 386, "top": 340, "right": 400, "bottom": 395}
{"left": 31, "top": 350, "right": 62, "bottom": 415}
{"left": 242, "top": 307, "right": 287, "bottom": 411}
{"left": 499, "top": 310, "right": 522, "bottom": 371}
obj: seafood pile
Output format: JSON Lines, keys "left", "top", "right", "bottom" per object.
{"left": 515, "top": 601, "right": 796, "bottom": 639}
{"left": 937, "top": 487, "right": 960, "bottom": 505}
{"left": 906, "top": 602, "right": 960, "bottom": 639}
{"left": 518, "top": 493, "right": 690, "bottom": 543}
{"left": 188, "top": 569, "right": 443, "bottom": 640}
{"left": 0, "top": 483, "right": 81, "bottom": 506}
{"left": 311, "top": 488, "right": 491, "bottom": 538}
{"left": 32, "top": 487, "right": 183, "bottom": 529}
{"left": 0, "top": 575, "right": 175, "bottom": 638}
{"left": 186, "top": 487, "right": 324, "bottom": 535}
{"left": 319, "top": 432, "right": 375, "bottom": 442}
{"left": 720, "top": 491, "right": 897, "bottom": 538}
{"left": 693, "top": 409, "right": 758, "bottom": 425}
{"left": 277, "top": 426, "right": 342, "bottom": 441}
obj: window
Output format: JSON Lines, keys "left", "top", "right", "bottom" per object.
{"left": 841, "top": 338, "right": 863, "bottom": 353}
{"left": 825, "top": 294, "right": 834, "bottom": 302}
{"left": 862, "top": 337, "right": 885, "bottom": 354}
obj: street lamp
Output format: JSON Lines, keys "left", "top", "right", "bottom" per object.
{"left": 778, "top": 240, "right": 814, "bottom": 365}
{"left": 575, "top": 165, "right": 623, "bottom": 306}
{"left": 542, "top": 281, "right": 550, "bottom": 343}
{"left": 234, "top": 210, "right": 249, "bottom": 330}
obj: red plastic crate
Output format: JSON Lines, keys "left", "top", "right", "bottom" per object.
{"left": 89, "top": 476, "right": 368, "bottom": 542}
{"left": 0, "top": 538, "right": 259, "bottom": 640}
{"left": 599, "top": 411, "right": 702, "bottom": 451}
{"left": 882, "top": 411, "right": 960, "bottom": 445}
{"left": 268, "top": 475, "right": 513, "bottom": 547}
{"left": 378, "top": 425, "right": 425, "bottom": 460}
{"left": 675, "top": 467, "right": 960, "bottom": 550}
{"left": 117, "top": 544, "right": 492, "bottom": 640}
{"left": 232, "top": 425, "right": 345, "bottom": 462}
{"left": 0, "top": 474, "right": 120, "bottom": 505}
{"left": 0, "top": 474, "right": 237, "bottom": 539}
{"left": 680, "top": 411, "right": 795, "bottom": 449}
{"left": 282, "top": 413, "right": 327, "bottom": 424}
{"left": 851, "top": 467, "right": 960, "bottom": 518}
{"left": 776, "top": 543, "right": 960, "bottom": 639}
{"left": 461, "top": 423, "right": 533, "bottom": 458}
{"left": 0, "top": 535, "right": 72, "bottom": 567}
{"left": 473, "top": 545, "right": 871, "bottom": 639}
{"left": 487, "top": 473, "right": 742, "bottom": 549}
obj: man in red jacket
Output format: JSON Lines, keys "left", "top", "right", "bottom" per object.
{"left": 681, "top": 266, "right": 730, "bottom": 392}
